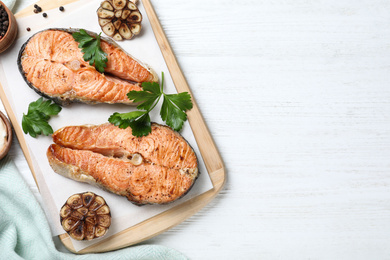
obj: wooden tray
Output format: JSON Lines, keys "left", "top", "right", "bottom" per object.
{"left": 0, "top": 0, "right": 225, "bottom": 253}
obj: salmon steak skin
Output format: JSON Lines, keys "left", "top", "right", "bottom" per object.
{"left": 18, "top": 28, "right": 158, "bottom": 106}
{"left": 47, "top": 123, "right": 199, "bottom": 205}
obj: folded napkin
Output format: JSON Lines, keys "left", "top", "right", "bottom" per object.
{"left": 0, "top": 156, "right": 187, "bottom": 259}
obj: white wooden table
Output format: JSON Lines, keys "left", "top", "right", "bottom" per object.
{"left": 3, "top": 0, "right": 390, "bottom": 259}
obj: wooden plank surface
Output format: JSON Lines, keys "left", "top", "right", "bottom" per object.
{"left": 1, "top": 0, "right": 225, "bottom": 254}
{"left": 4, "top": 0, "right": 390, "bottom": 259}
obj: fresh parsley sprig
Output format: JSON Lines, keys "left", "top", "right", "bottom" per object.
{"left": 109, "top": 72, "right": 193, "bottom": 137}
{"left": 22, "top": 97, "right": 62, "bottom": 138}
{"left": 72, "top": 29, "right": 108, "bottom": 73}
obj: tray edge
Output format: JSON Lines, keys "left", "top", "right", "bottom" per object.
{"left": 5, "top": 0, "right": 226, "bottom": 253}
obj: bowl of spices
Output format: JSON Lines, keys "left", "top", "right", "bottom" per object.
{"left": 0, "top": 111, "right": 12, "bottom": 160}
{"left": 0, "top": 1, "right": 17, "bottom": 54}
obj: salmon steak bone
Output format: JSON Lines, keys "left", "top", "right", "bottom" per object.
{"left": 18, "top": 28, "right": 158, "bottom": 106}
{"left": 47, "top": 123, "right": 199, "bottom": 205}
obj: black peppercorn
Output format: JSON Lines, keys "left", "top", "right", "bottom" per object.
{"left": 26, "top": 27, "right": 31, "bottom": 31}
{"left": 59, "top": 6, "right": 64, "bottom": 12}
{"left": 0, "top": 4, "right": 9, "bottom": 38}
{"left": 42, "top": 13, "right": 47, "bottom": 18}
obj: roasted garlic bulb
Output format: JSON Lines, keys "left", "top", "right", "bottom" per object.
{"left": 97, "top": 0, "right": 142, "bottom": 41}
{"left": 60, "top": 192, "right": 111, "bottom": 241}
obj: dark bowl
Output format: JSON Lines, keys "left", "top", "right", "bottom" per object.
{"left": 0, "top": 1, "right": 17, "bottom": 53}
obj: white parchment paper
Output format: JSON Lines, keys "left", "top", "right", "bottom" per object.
{"left": 0, "top": 0, "right": 213, "bottom": 252}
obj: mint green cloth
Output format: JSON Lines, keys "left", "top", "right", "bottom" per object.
{"left": 0, "top": 156, "right": 187, "bottom": 259}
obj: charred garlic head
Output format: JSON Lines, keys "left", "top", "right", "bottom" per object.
{"left": 97, "top": 0, "right": 142, "bottom": 41}
{"left": 60, "top": 192, "right": 111, "bottom": 241}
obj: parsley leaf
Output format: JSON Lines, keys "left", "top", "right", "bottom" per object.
{"left": 128, "top": 113, "right": 151, "bottom": 137}
{"left": 109, "top": 111, "right": 152, "bottom": 136}
{"left": 22, "top": 97, "right": 62, "bottom": 138}
{"left": 128, "top": 81, "right": 162, "bottom": 111}
{"left": 72, "top": 29, "right": 108, "bottom": 73}
{"left": 27, "top": 96, "right": 62, "bottom": 116}
{"left": 161, "top": 93, "right": 190, "bottom": 131}
{"left": 108, "top": 72, "right": 193, "bottom": 137}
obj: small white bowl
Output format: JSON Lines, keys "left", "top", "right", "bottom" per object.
{"left": 0, "top": 111, "right": 12, "bottom": 160}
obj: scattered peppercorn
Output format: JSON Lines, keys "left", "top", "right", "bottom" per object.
{"left": 33, "top": 4, "right": 42, "bottom": 14}
{"left": 42, "top": 13, "right": 47, "bottom": 18}
{"left": 59, "top": 6, "right": 64, "bottom": 12}
{"left": 26, "top": 27, "right": 31, "bottom": 31}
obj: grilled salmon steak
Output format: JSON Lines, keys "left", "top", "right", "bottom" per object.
{"left": 18, "top": 29, "right": 157, "bottom": 106}
{"left": 47, "top": 123, "right": 199, "bottom": 205}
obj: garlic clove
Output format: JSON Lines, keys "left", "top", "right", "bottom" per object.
{"left": 97, "top": 0, "right": 143, "bottom": 41}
